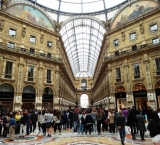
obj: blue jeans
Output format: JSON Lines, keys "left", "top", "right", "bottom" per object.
{"left": 119, "top": 127, "right": 125, "bottom": 141}
{"left": 93, "top": 122, "right": 97, "bottom": 132}
{"left": 78, "top": 123, "right": 84, "bottom": 134}
{"left": 73, "top": 121, "right": 78, "bottom": 132}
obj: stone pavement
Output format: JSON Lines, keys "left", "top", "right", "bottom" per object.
{"left": 0, "top": 126, "right": 155, "bottom": 145}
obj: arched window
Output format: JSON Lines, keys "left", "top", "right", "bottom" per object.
{"left": 23, "top": 85, "right": 35, "bottom": 94}
{"left": 0, "top": 83, "right": 14, "bottom": 92}
{"left": 80, "top": 94, "right": 89, "bottom": 108}
{"left": 81, "top": 79, "right": 87, "bottom": 89}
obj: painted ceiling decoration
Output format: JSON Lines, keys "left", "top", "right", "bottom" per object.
{"left": 111, "top": 0, "right": 159, "bottom": 29}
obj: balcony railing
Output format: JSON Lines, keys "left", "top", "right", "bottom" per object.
{"left": 4, "top": 74, "right": 12, "bottom": 79}
{"left": 104, "top": 41, "right": 160, "bottom": 61}
{"left": 0, "top": 42, "right": 62, "bottom": 62}
{"left": 134, "top": 75, "right": 141, "bottom": 79}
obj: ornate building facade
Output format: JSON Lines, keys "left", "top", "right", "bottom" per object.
{"left": 0, "top": 0, "right": 160, "bottom": 111}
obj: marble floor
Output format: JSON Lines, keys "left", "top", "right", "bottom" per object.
{"left": 0, "top": 127, "right": 155, "bottom": 145}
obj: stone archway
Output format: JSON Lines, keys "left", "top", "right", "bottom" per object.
{"left": 115, "top": 86, "right": 126, "bottom": 111}
{"left": 133, "top": 83, "right": 148, "bottom": 110}
{"left": 22, "top": 85, "right": 36, "bottom": 110}
{"left": 0, "top": 83, "right": 14, "bottom": 112}
{"left": 42, "top": 87, "right": 53, "bottom": 110}
{"left": 80, "top": 94, "right": 89, "bottom": 108}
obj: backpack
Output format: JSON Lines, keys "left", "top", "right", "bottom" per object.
{"left": 81, "top": 115, "right": 85, "bottom": 124}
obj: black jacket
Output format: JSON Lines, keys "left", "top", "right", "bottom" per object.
{"left": 20, "top": 114, "right": 29, "bottom": 125}
{"left": 147, "top": 119, "right": 160, "bottom": 137}
{"left": 30, "top": 113, "right": 38, "bottom": 123}
{"left": 115, "top": 114, "right": 125, "bottom": 127}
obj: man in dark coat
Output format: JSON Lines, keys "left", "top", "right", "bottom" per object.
{"left": 30, "top": 110, "right": 38, "bottom": 132}
{"left": 115, "top": 110, "right": 126, "bottom": 145}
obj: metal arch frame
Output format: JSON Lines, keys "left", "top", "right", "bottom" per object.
{"left": 30, "top": 0, "right": 128, "bottom": 23}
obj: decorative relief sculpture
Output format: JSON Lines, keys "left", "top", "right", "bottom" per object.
{"left": 40, "top": 33, "right": 44, "bottom": 43}
{"left": 53, "top": 20, "right": 63, "bottom": 33}
{"left": 140, "top": 24, "right": 144, "bottom": 34}
{"left": 0, "top": 19, "right": 4, "bottom": 31}
{"left": 121, "top": 30, "right": 125, "bottom": 41}
{"left": 2, "top": 0, "right": 10, "bottom": 9}
{"left": 22, "top": 26, "right": 26, "bottom": 37}
{"left": 101, "top": 19, "right": 111, "bottom": 31}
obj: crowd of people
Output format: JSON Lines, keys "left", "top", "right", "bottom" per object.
{"left": 0, "top": 105, "right": 160, "bottom": 145}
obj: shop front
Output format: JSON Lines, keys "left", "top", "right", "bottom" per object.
{"left": 42, "top": 87, "right": 53, "bottom": 110}
{"left": 22, "top": 85, "right": 36, "bottom": 110}
{"left": 0, "top": 83, "right": 14, "bottom": 112}
{"left": 115, "top": 86, "right": 127, "bottom": 111}
{"left": 155, "top": 80, "right": 160, "bottom": 108}
{"left": 133, "top": 83, "right": 148, "bottom": 110}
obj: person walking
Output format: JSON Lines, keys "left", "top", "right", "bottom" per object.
{"left": 126, "top": 110, "right": 136, "bottom": 140}
{"left": 14, "top": 111, "right": 21, "bottom": 134}
{"left": 8, "top": 114, "right": 17, "bottom": 141}
{"left": 19, "top": 110, "right": 29, "bottom": 138}
{"left": 115, "top": 110, "right": 126, "bottom": 145}
{"left": 108, "top": 110, "right": 115, "bottom": 134}
{"left": 45, "top": 110, "right": 53, "bottom": 137}
{"left": 136, "top": 110, "right": 146, "bottom": 141}
{"left": 85, "top": 109, "right": 93, "bottom": 135}
{"left": 91, "top": 108, "right": 97, "bottom": 133}
{"left": 40, "top": 110, "right": 47, "bottom": 136}
{"left": 53, "top": 111, "right": 61, "bottom": 135}
{"left": 147, "top": 111, "right": 160, "bottom": 138}
{"left": 96, "top": 110, "right": 103, "bottom": 135}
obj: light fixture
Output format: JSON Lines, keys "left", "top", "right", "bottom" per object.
{"left": 18, "top": 96, "right": 21, "bottom": 99}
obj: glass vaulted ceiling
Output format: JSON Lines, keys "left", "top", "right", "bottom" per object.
{"left": 33, "top": 0, "right": 126, "bottom": 77}
{"left": 60, "top": 18, "right": 105, "bottom": 77}
{"left": 35, "top": 0, "right": 126, "bottom": 14}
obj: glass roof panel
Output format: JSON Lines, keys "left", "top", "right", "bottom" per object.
{"left": 36, "top": 0, "right": 126, "bottom": 14}
{"left": 60, "top": 18, "right": 105, "bottom": 77}
{"left": 33, "top": 0, "right": 127, "bottom": 78}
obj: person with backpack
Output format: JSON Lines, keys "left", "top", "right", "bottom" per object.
{"left": 73, "top": 110, "right": 79, "bottom": 132}
{"left": 69, "top": 109, "right": 74, "bottom": 129}
{"left": 2, "top": 113, "right": 10, "bottom": 138}
{"left": 147, "top": 111, "right": 160, "bottom": 138}
{"left": 136, "top": 110, "right": 146, "bottom": 141}
{"left": 78, "top": 111, "right": 85, "bottom": 135}
{"left": 8, "top": 114, "right": 17, "bottom": 141}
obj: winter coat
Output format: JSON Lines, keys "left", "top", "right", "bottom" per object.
{"left": 136, "top": 114, "right": 146, "bottom": 131}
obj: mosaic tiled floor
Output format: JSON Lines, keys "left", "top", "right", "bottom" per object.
{"left": 0, "top": 126, "right": 156, "bottom": 145}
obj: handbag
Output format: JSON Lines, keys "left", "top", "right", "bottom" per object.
{"left": 12, "top": 125, "right": 17, "bottom": 129}
{"left": 105, "top": 118, "right": 109, "bottom": 124}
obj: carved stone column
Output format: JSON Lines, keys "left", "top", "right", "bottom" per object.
{"left": 107, "top": 65, "right": 115, "bottom": 109}
{"left": 36, "top": 65, "right": 43, "bottom": 109}
{"left": 124, "top": 61, "right": 133, "bottom": 108}
{"left": 15, "top": 62, "right": 24, "bottom": 110}
{"left": 53, "top": 66, "right": 60, "bottom": 109}
{"left": 143, "top": 54, "right": 156, "bottom": 109}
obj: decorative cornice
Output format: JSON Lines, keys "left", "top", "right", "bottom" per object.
{"left": 3, "top": 55, "right": 16, "bottom": 61}
{"left": 26, "top": 59, "right": 37, "bottom": 65}
{"left": 44, "top": 63, "right": 54, "bottom": 69}
{"left": 132, "top": 78, "right": 145, "bottom": 82}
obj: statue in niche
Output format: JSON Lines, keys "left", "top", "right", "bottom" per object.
{"left": 2, "top": 0, "right": 10, "bottom": 9}
{"left": 140, "top": 24, "right": 144, "bottom": 34}
{"left": 101, "top": 19, "right": 112, "bottom": 31}
{"left": 121, "top": 30, "right": 125, "bottom": 41}
{"left": 0, "top": 19, "right": 4, "bottom": 31}
{"left": 40, "top": 33, "right": 44, "bottom": 43}
{"left": 22, "top": 27, "right": 26, "bottom": 37}
{"left": 53, "top": 20, "right": 63, "bottom": 33}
